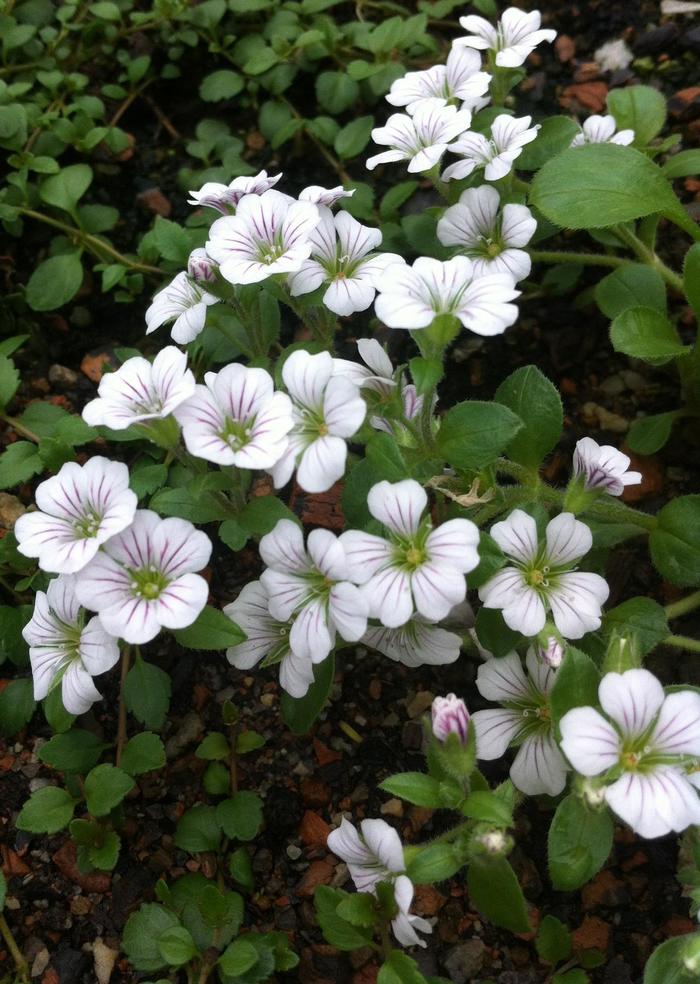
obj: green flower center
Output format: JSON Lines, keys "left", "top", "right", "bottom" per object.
{"left": 74, "top": 512, "right": 102, "bottom": 538}
{"left": 129, "top": 565, "right": 169, "bottom": 601}
{"left": 220, "top": 416, "right": 254, "bottom": 451}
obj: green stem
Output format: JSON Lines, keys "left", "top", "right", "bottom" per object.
{"left": 0, "top": 913, "right": 29, "bottom": 983}
{"left": 611, "top": 224, "right": 684, "bottom": 293}
{"left": 378, "top": 920, "right": 393, "bottom": 960}
{"left": 584, "top": 498, "right": 657, "bottom": 532}
{"left": 664, "top": 634, "right": 700, "bottom": 654}
{"left": 666, "top": 590, "right": 700, "bottom": 621}
{"left": 0, "top": 414, "right": 40, "bottom": 444}
{"left": 17, "top": 208, "right": 163, "bottom": 276}
{"left": 528, "top": 249, "right": 626, "bottom": 269}
{"left": 115, "top": 646, "right": 131, "bottom": 767}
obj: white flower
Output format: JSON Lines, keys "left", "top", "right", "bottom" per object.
{"left": 259, "top": 519, "right": 368, "bottom": 664}
{"left": 363, "top": 615, "right": 462, "bottom": 667}
{"left": 455, "top": 7, "right": 556, "bottom": 67}
{"left": 432, "top": 693, "right": 470, "bottom": 742}
{"left": 573, "top": 437, "right": 642, "bottom": 496}
{"left": 174, "top": 363, "right": 293, "bottom": 469}
{"left": 367, "top": 99, "right": 472, "bottom": 173}
{"left": 299, "top": 185, "right": 355, "bottom": 207}
{"left": 223, "top": 580, "right": 314, "bottom": 698}
{"left": 479, "top": 510, "right": 609, "bottom": 639}
{"left": 145, "top": 272, "right": 219, "bottom": 345}
{"left": 374, "top": 256, "right": 519, "bottom": 336}
{"left": 331, "top": 338, "right": 396, "bottom": 396}
{"left": 206, "top": 189, "right": 319, "bottom": 285}
{"left": 288, "top": 209, "right": 403, "bottom": 317}
{"left": 594, "top": 38, "right": 634, "bottom": 73}
{"left": 340, "top": 479, "right": 480, "bottom": 628}
{"left": 74, "top": 510, "right": 211, "bottom": 644}
{"left": 386, "top": 47, "right": 491, "bottom": 114}
{"left": 370, "top": 383, "right": 424, "bottom": 438}
{"left": 271, "top": 351, "right": 366, "bottom": 494}
{"left": 187, "top": 247, "right": 216, "bottom": 283}
{"left": 328, "top": 817, "right": 405, "bottom": 891}
{"left": 187, "top": 170, "right": 282, "bottom": 212}
{"left": 23, "top": 574, "right": 120, "bottom": 715}
{"left": 571, "top": 114, "right": 635, "bottom": 148}
{"left": 82, "top": 347, "right": 196, "bottom": 431}
{"left": 442, "top": 114, "right": 540, "bottom": 182}
{"left": 472, "top": 649, "right": 568, "bottom": 796}
{"left": 537, "top": 636, "right": 564, "bottom": 669}
{"left": 391, "top": 875, "right": 432, "bottom": 948}
{"left": 437, "top": 185, "right": 536, "bottom": 282}
{"left": 560, "top": 669, "right": 700, "bottom": 839}
{"left": 15, "top": 458, "right": 137, "bottom": 575}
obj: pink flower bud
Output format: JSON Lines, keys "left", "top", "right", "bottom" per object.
{"left": 539, "top": 636, "right": 564, "bottom": 669}
{"left": 188, "top": 247, "right": 216, "bottom": 283}
{"left": 431, "top": 693, "right": 469, "bottom": 743}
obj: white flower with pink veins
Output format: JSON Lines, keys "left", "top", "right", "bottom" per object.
{"left": 259, "top": 519, "right": 368, "bottom": 664}
{"left": 573, "top": 437, "right": 642, "bottom": 497}
{"left": 340, "top": 479, "right": 480, "bottom": 628}
{"left": 205, "top": 189, "right": 319, "bottom": 285}
{"left": 270, "top": 350, "right": 366, "bottom": 494}
{"left": 145, "top": 271, "right": 219, "bottom": 345}
{"left": 23, "top": 574, "right": 120, "bottom": 715}
{"left": 386, "top": 46, "right": 491, "bottom": 114}
{"left": 14, "top": 457, "right": 137, "bottom": 575}
{"left": 74, "top": 510, "right": 212, "bottom": 644}
{"left": 454, "top": 7, "right": 556, "bottom": 67}
{"left": 174, "top": 363, "right": 293, "bottom": 469}
{"left": 187, "top": 169, "right": 282, "bottom": 213}
{"left": 82, "top": 346, "right": 196, "bottom": 431}
{"left": 442, "top": 114, "right": 540, "bottom": 182}
{"left": 288, "top": 208, "right": 403, "bottom": 317}
{"left": 560, "top": 669, "right": 700, "bottom": 839}
{"left": 571, "top": 115, "right": 634, "bottom": 148}
{"left": 366, "top": 98, "right": 472, "bottom": 173}
{"left": 479, "top": 509, "right": 609, "bottom": 639}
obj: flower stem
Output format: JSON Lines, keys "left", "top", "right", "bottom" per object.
{"left": 664, "top": 634, "right": 700, "bottom": 654}
{"left": 0, "top": 913, "right": 29, "bottom": 983}
{"left": 0, "top": 414, "right": 41, "bottom": 444}
{"left": 115, "top": 646, "right": 131, "bottom": 767}
{"left": 528, "top": 249, "right": 626, "bottom": 269}
{"left": 666, "top": 590, "right": 700, "bottom": 621}
{"left": 610, "top": 224, "right": 684, "bottom": 293}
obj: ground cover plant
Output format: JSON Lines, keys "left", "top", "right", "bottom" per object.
{"left": 1, "top": 0, "right": 700, "bottom": 982}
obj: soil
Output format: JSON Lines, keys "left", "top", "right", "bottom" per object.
{"left": 1, "top": 1, "right": 700, "bottom": 982}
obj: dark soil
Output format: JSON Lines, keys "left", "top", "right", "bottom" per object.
{"left": 1, "top": 1, "right": 700, "bottom": 982}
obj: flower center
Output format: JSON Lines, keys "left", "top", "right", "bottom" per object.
{"left": 484, "top": 239, "right": 502, "bottom": 258}
{"left": 129, "top": 565, "right": 169, "bottom": 600}
{"left": 526, "top": 567, "right": 549, "bottom": 588}
{"left": 74, "top": 512, "right": 102, "bottom": 538}
{"left": 220, "top": 416, "right": 254, "bottom": 451}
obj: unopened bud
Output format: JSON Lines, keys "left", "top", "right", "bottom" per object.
{"left": 432, "top": 694, "right": 470, "bottom": 744}
{"left": 475, "top": 828, "right": 510, "bottom": 857}
{"left": 580, "top": 778, "right": 607, "bottom": 810}
{"left": 188, "top": 247, "right": 216, "bottom": 283}
{"left": 538, "top": 636, "right": 564, "bottom": 669}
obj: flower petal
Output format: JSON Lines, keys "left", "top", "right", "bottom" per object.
{"left": 367, "top": 479, "right": 426, "bottom": 537}
{"left": 476, "top": 651, "right": 529, "bottom": 702}
{"left": 559, "top": 705, "right": 621, "bottom": 775}
{"left": 599, "top": 668, "right": 665, "bottom": 740}
{"left": 472, "top": 708, "right": 522, "bottom": 759}
{"left": 510, "top": 732, "right": 568, "bottom": 797}
{"left": 489, "top": 509, "right": 538, "bottom": 563}
{"left": 545, "top": 512, "right": 593, "bottom": 566}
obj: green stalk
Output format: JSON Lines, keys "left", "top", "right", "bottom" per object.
{"left": 611, "top": 224, "right": 684, "bottom": 293}
{"left": 528, "top": 249, "right": 626, "bottom": 269}
{"left": 666, "top": 590, "right": 700, "bottom": 621}
{"left": 0, "top": 913, "right": 29, "bottom": 983}
{"left": 664, "top": 634, "right": 700, "bottom": 654}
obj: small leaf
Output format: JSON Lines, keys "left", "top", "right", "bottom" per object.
{"left": 174, "top": 805, "right": 222, "bottom": 853}
{"left": 467, "top": 856, "right": 531, "bottom": 933}
{"left": 378, "top": 951, "right": 429, "bottom": 984}
{"left": 438, "top": 401, "right": 523, "bottom": 472}
{"left": 549, "top": 647, "right": 601, "bottom": 728}
{"left": 548, "top": 794, "right": 613, "bottom": 891}
{"left": 684, "top": 243, "right": 700, "bottom": 319}
{"left": 517, "top": 115, "right": 580, "bottom": 171}
{"left": 594, "top": 264, "right": 666, "bottom": 319}
{"left": 379, "top": 772, "right": 442, "bottom": 807}
{"left": 0, "top": 442, "right": 43, "bottom": 490}
{"left": 0, "top": 356, "right": 20, "bottom": 408}
{"left": 216, "top": 791, "right": 263, "bottom": 842}
{"left": 334, "top": 116, "right": 374, "bottom": 159}
{"left": 610, "top": 306, "right": 689, "bottom": 364}
{"left": 173, "top": 606, "right": 246, "bottom": 650}
{"left": 199, "top": 70, "right": 244, "bottom": 102}
{"left": 38, "top": 729, "right": 107, "bottom": 773}
{"left": 643, "top": 937, "right": 692, "bottom": 984}
{"left": 407, "top": 843, "right": 462, "bottom": 884}
{"left": 603, "top": 597, "right": 669, "bottom": 657}
{"left": 607, "top": 85, "right": 667, "bottom": 146}
{"left": 122, "top": 904, "right": 180, "bottom": 972}
{"left": 157, "top": 926, "right": 198, "bottom": 967}
{"left": 218, "top": 938, "right": 259, "bottom": 975}
{"left": 627, "top": 411, "right": 679, "bottom": 455}
{"left": 650, "top": 495, "right": 700, "bottom": 586}
{"left": 17, "top": 786, "right": 76, "bottom": 834}
{"left": 315, "top": 886, "right": 374, "bottom": 950}
{"left": 84, "top": 764, "right": 135, "bottom": 816}
{"left": 495, "top": 365, "right": 562, "bottom": 469}
{"left": 119, "top": 732, "right": 166, "bottom": 776}
{"left": 39, "top": 164, "right": 93, "bottom": 213}
{"left": 196, "top": 732, "right": 230, "bottom": 761}
{"left": 536, "top": 915, "right": 572, "bottom": 964}
{"left": 281, "top": 653, "right": 335, "bottom": 735}
{"left": 124, "top": 657, "right": 171, "bottom": 729}
{"left": 0, "top": 678, "right": 35, "bottom": 736}
{"left": 26, "top": 253, "right": 84, "bottom": 311}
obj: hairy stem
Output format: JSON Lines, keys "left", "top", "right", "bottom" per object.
{"left": 611, "top": 224, "right": 684, "bottom": 293}
{"left": 115, "top": 646, "right": 131, "bottom": 767}
{"left": 666, "top": 590, "right": 700, "bottom": 621}
{"left": 664, "top": 634, "right": 700, "bottom": 654}
{"left": 0, "top": 414, "right": 41, "bottom": 444}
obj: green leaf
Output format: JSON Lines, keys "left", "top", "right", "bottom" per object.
{"left": 549, "top": 646, "right": 601, "bottom": 728}
{"left": 281, "top": 653, "right": 334, "bottom": 734}
{"left": 88, "top": 830, "right": 121, "bottom": 871}
{"left": 530, "top": 145, "right": 678, "bottom": 229}
{"left": 38, "top": 729, "right": 107, "bottom": 773}
{"left": 461, "top": 790, "right": 513, "bottom": 826}
{"left": 39, "top": 164, "right": 93, "bottom": 213}
{"left": 315, "top": 71, "right": 359, "bottom": 113}
{"left": 643, "top": 937, "right": 693, "bottom": 984}
{"left": 239, "top": 495, "right": 298, "bottom": 536}
{"left": 157, "top": 926, "right": 198, "bottom": 967}
{"left": 517, "top": 116, "right": 580, "bottom": 171}
{"left": 409, "top": 356, "right": 442, "bottom": 396}
{"left": 334, "top": 116, "right": 374, "bottom": 159}
{"left": 152, "top": 216, "right": 191, "bottom": 265}
{"left": 174, "top": 805, "right": 222, "bottom": 853}
{"left": 336, "top": 893, "right": 376, "bottom": 928}
{"left": 122, "top": 904, "right": 180, "bottom": 972}
{"left": 216, "top": 791, "right": 263, "bottom": 842}
{"left": 594, "top": 264, "right": 666, "bottom": 319}
{"left": 378, "top": 951, "right": 429, "bottom": 984}
{"left": 0, "top": 605, "right": 30, "bottom": 666}
{"left": 0, "top": 678, "right": 35, "bottom": 736}
{"left": 380, "top": 181, "right": 419, "bottom": 220}
{"left": 438, "top": 400, "right": 523, "bottom": 472}
{"left": 0, "top": 356, "right": 19, "bottom": 408}
{"left": 474, "top": 608, "right": 521, "bottom": 658}
{"left": 536, "top": 915, "right": 572, "bottom": 964}
{"left": 84, "top": 763, "right": 135, "bottom": 816}
{"left": 119, "top": 732, "right": 166, "bottom": 776}
{"left": 603, "top": 597, "right": 668, "bottom": 657}
{"left": 315, "top": 886, "right": 374, "bottom": 950}
{"left": 90, "top": 2, "right": 121, "bottom": 19}
{"left": 662, "top": 149, "right": 700, "bottom": 180}
{"left": 199, "top": 70, "right": 244, "bottom": 102}
{"left": 196, "top": 732, "right": 230, "bottom": 761}
{"left": 236, "top": 730, "right": 265, "bottom": 754}
{"left": 219, "top": 518, "right": 248, "bottom": 551}
{"left": 467, "top": 856, "right": 530, "bottom": 933}
{"left": 366, "top": 432, "right": 408, "bottom": 481}
{"left": 548, "top": 794, "right": 613, "bottom": 891}
{"left": 607, "top": 85, "right": 667, "bottom": 146}
{"left": 0, "top": 442, "right": 43, "bottom": 489}
{"left": 379, "top": 772, "right": 442, "bottom": 807}
{"left": 25, "top": 253, "right": 84, "bottom": 311}
{"left": 203, "top": 762, "right": 230, "bottom": 796}
{"left": 124, "top": 657, "right": 171, "bottom": 729}
{"left": 610, "top": 306, "right": 689, "bottom": 364}
{"left": 407, "top": 843, "right": 462, "bottom": 884}
{"left": 494, "top": 365, "right": 562, "bottom": 469}
{"left": 173, "top": 605, "right": 246, "bottom": 650}
{"left": 627, "top": 411, "right": 679, "bottom": 455}
{"left": 17, "top": 786, "right": 76, "bottom": 834}
{"left": 218, "top": 938, "right": 259, "bottom": 975}
{"left": 651, "top": 495, "right": 700, "bottom": 586}
{"left": 684, "top": 243, "right": 700, "bottom": 319}
{"left": 43, "top": 687, "right": 74, "bottom": 733}
{"left": 229, "top": 845, "right": 254, "bottom": 891}
{"left": 130, "top": 463, "right": 168, "bottom": 499}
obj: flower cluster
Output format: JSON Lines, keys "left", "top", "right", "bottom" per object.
{"left": 327, "top": 819, "right": 432, "bottom": 947}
